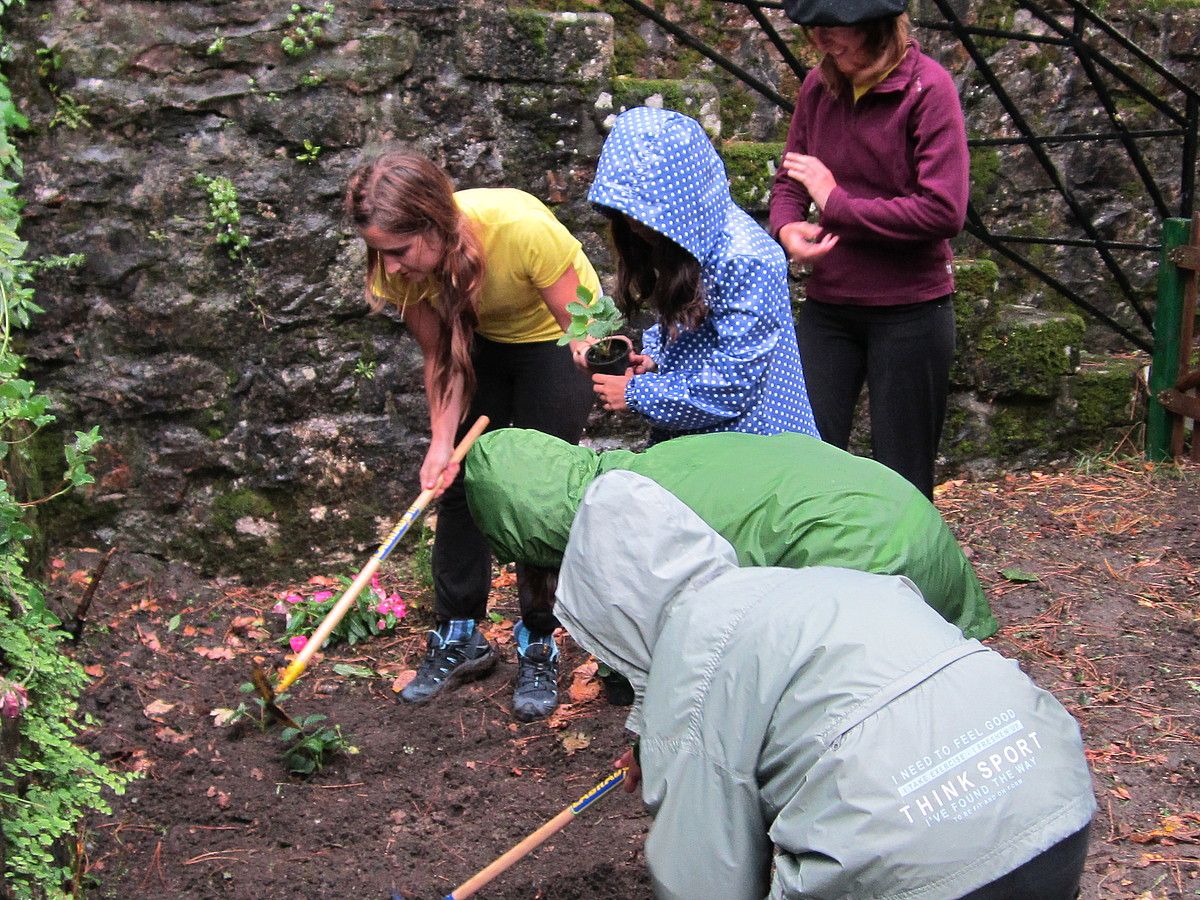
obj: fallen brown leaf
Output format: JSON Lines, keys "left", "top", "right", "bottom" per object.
{"left": 154, "top": 727, "right": 189, "bottom": 744}
{"left": 195, "top": 646, "right": 236, "bottom": 661}
{"left": 143, "top": 699, "right": 175, "bottom": 722}
{"left": 84, "top": 664, "right": 104, "bottom": 678}
{"left": 391, "top": 670, "right": 417, "bottom": 693}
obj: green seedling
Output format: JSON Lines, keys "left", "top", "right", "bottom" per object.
{"left": 280, "top": 714, "right": 354, "bottom": 775}
{"left": 557, "top": 285, "right": 625, "bottom": 346}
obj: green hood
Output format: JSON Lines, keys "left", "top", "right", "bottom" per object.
{"left": 464, "top": 428, "right": 997, "bottom": 639}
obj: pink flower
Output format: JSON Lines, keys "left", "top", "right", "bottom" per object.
{"left": 0, "top": 680, "right": 29, "bottom": 720}
{"left": 377, "top": 619, "right": 388, "bottom": 630}
{"left": 271, "top": 602, "right": 287, "bottom": 615}
{"left": 284, "top": 593, "right": 304, "bottom": 605}
{"left": 289, "top": 635, "right": 308, "bottom": 653}
{"left": 370, "top": 574, "right": 386, "bottom": 600}
{"left": 311, "top": 591, "right": 334, "bottom": 603}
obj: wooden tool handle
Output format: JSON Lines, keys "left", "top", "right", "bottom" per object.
{"left": 276, "top": 415, "right": 490, "bottom": 692}
{"left": 444, "top": 769, "right": 627, "bottom": 900}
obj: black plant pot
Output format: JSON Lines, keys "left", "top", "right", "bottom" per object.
{"left": 585, "top": 335, "right": 633, "bottom": 376}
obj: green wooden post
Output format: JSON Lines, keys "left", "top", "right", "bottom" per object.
{"left": 1146, "top": 218, "right": 1190, "bottom": 460}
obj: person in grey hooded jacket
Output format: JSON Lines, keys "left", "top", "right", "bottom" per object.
{"left": 587, "top": 106, "right": 819, "bottom": 441}
{"left": 555, "top": 470, "right": 1095, "bottom": 900}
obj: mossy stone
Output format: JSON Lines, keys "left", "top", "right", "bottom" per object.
{"left": 720, "top": 141, "right": 783, "bottom": 213}
{"left": 975, "top": 307, "right": 1086, "bottom": 399}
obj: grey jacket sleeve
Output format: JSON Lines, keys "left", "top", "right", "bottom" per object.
{"left": 642, "top": 743, "right": 772, "bottom": 900}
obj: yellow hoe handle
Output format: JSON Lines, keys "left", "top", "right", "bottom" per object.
{"left": 275, "top": 415, "right": 491, "bottom": 693}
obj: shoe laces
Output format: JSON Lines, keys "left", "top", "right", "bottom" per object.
{"left": 517, "top": 644, "right": 556, "bottom": 692}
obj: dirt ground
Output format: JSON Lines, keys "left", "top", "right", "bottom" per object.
{"left": 56, "top": 456, "right": 1199, "bottom": 899}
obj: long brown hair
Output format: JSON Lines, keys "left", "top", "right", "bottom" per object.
{"left": 600, "top": 209, "right": 707, "bottom": 339}
{"left": 809, "top": 13, "right": 911, "bottom": 97}
{"left": 343, "top": 152, "right": 484, "bottom": 407}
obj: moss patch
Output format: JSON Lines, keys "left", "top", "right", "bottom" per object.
{"left": 976, "top": 308, "right": 1085, "bottom": 399}
{"left": 720, "top": 141, "right": 783, "bottom": 212}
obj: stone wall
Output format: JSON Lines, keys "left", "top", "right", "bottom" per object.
{"left": 4, "top": 0, "right": 1180, "bottom": 575}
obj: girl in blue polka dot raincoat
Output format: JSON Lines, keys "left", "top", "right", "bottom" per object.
{"left": 587, "top": 106, "right": 819, "bottom": 440}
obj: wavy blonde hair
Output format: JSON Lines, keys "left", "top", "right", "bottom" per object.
{"left": 344, "top": 152, "right": 484, "bottom": 407}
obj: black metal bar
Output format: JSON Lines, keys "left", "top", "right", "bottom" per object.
{"left": 971, "top": 128, "right": 1185, "bottom": 148}
{"left": 1184, "top": 95, "right": 1198, "bottom": 218}
{"left": 964, "top": 216, "right": 1154, "bottom": 353}
{"left": 933, "top": 0, "right": 1151, "bottom": 329}
{"left": 1069, "top": 10, "right": 1170, "bottom": 220}
{"left": 745, "top": 2, "right": 809, "bottom": 84}
{"left": 983, "top": 234, "right": 1160, "bottom": 252}
{"left": 614, "top": 0, "right": 794, "bottom": 112}
{"left": 1064, "top": 0, "right": 1197, "bottom": 98}
{"left": 1020, "top": 0, "right": 1186, "bottom": 125}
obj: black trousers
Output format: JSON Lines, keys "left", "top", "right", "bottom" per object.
{"left": 959, "top": 824, "right": 1090, "bottom": 899}
{"left": 797, "top": 296, "right": 955, "bottom": 499}
{"left": 432, "top": 335, "right": 594, "bottom": 636}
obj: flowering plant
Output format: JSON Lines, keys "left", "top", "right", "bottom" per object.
{"left": 276, "top": 574, "right": 407, "bottom": 651}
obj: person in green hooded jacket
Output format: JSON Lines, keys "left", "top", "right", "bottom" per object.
{"left": 463, "top": 428, "right": 997, "bottom": 699}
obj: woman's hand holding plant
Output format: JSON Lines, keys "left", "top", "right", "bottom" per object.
{"left": 569, "top": 337, "right": 597, "bottom": 373}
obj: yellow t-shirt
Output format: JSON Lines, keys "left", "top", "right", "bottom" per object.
{"left": 371, "top": 188, "right": 601, "bottom": 344}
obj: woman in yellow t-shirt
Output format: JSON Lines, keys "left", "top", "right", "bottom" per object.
{"left": 344, "top": 152, "right": 601, "bottom": 721}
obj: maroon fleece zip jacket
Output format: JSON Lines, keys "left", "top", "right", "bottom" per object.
{"left": 768, "top": 42, "right": 969, "bottom": 306}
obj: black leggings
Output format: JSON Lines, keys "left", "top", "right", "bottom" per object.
{"left": 959, "top": 824, "right": 1090, "bottom": 900}
{"left": 431, "top": 335, "right": 594, "bottom": 635}
{"left": 797, "top": 296, "right": 955, "bottom": 499}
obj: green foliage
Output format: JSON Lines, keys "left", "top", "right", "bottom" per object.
{"left": 206, "top": 33, "right": 226, "bottom": 56}
{"left": 353, "top": 358, "right": 377, "bottom": 380}
{"left": 47, "top": 91, "right": 89, "bottom": 131}
{"left": 193, "top": 173, "right": 250, "bottom": 260}
{"left": 0, "top": 12, "right": 137, "bottom": 893}
{"left": 298, "top": 69, "right": 324, "bottom": 88}
{"left": 280, "top": 576, "right": 405, "bottom": 649}
{"left": 556, "top": 285, "right": 625, "bottom": 345}
{"left": 279, "top": 714, "right": 353, "bottom": 776}
{"left": 294, "top": 139, "right": 321, "bottom": 163}
{"left": 281, "top": 2, "right": 334, "bottom": 58}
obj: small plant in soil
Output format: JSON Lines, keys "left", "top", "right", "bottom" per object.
{"left": 280, "top": 714, "right": 353, "bottom": 775}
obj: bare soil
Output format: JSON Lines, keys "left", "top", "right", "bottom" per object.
{"left": 58, "top": 458, "right": 1200, "bottom": 899}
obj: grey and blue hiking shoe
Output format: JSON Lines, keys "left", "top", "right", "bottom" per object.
{"left": 399, "top": 620, "right": 497, "bottom": 704}
{"left": 513, "top": 623, "right": 560, "bottom": 722}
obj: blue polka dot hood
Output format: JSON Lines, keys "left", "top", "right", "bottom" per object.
{"left": 588, "top": 107, "right": 819, "bottom": 438}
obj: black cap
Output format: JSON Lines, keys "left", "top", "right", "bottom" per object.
{"left": 783, "top": 0, "right": 908, "bottom": 26}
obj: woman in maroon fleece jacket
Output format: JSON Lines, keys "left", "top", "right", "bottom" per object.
{"left": 769, "top": 0, "right": 968, "bottom": 499}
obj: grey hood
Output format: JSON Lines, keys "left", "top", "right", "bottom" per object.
{"left": 555, "top": 470, "right": 738, "bottom": 734}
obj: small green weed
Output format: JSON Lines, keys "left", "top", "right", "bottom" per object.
{"left": 295, "top": 139, "right": 321, "bottom": 163}
{"left": 281, "top": 2, "right": 334, "bottom": 57}
{"left": 206, "top": 33, "right": 225, "bottom": 56}
{"left": 280, "top": 714, "right": 354, "bottom": 775}
{"left": 48, "top": 91, "right": 90, "bottom": 130}
{"left": 193, "top": 173, "right": 250, "bottom": 260}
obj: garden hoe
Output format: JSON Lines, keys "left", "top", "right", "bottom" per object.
{"left": 251, "top": 415, "right": 490, "bottom": 727}
{"left": 394, "top": 767, "right": 628, "bottom": 900}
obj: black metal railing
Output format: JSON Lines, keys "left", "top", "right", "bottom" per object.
{"left": 614, "top": 0, "right": 1199, "bottom": 353}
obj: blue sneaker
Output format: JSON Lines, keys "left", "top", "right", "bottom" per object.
{"left": 513, "top": 623, "right": 559, "bottom": 722}
{"left": 399, "top": 620, "right": 497, "bottom": 705}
